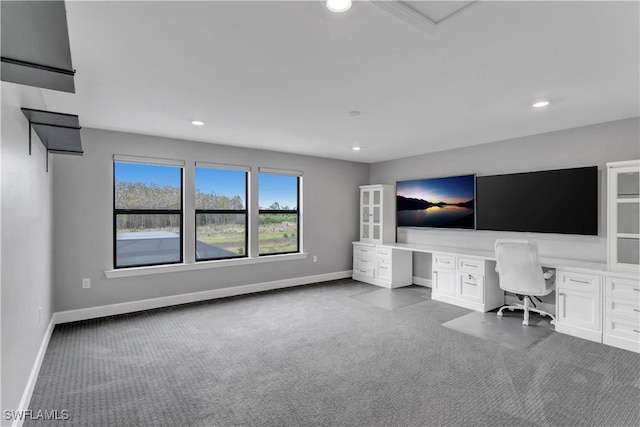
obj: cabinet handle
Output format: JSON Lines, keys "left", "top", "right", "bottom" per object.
{"left": 634, "top": 330, "right": 640, "bottom": 334}
{"left": 464, "top": 263, "right": 478, "bottom": 268}
{"left": 633, "top": 309, "right": 640, "bottom": 313}
{"left": 568, "top": 278, "right": 591, "bottom": 284}
{"left": 634, "top": 288, "right": 640, "bottom": 292}
{"left": 359, "top": 269, "right": 367, "bottom": 274}
{"left": 379, "top": 266, "right": 388, "bottom": 270}
{"left": 433, "top": 271, "right": 438, "bottom": 289}
{"left": 441, "top": 260, "right": 451, "bottom": 264}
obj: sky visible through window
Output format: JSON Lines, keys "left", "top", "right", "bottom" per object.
{"left": 115, "top": 162, "right": 180, "bottom": 187}
{"left": 116, "top": 163, "right": 297, "bottom": 209}
{"left": 259, "top": 173, "right": 297, "bottom": 209}
{"left": 195, "top": 168, "right": 246, "bottom": 206}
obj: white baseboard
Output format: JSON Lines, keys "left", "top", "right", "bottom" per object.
{"left": 12, "top": 317, "right": 56, "bottom": 427}
{"left": 53, "top": 270, "right": 352, "bottom": 325}
{"left": 412, "top": 276, "right": 432, "bottom": 287}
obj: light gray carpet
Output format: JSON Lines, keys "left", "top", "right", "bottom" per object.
{"left": 26, "top": 280, "right": 640, "bottom": 426}
{"left": 350, "top": 287, "right": 429, "bottom": 311}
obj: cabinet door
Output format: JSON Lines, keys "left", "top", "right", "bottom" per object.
{"left": 360, "top": 189, "right": 373, "bottom": 242}
{"left": 557, "top": 288, "right": 601, "bottom": 332}
{"left": 433, "top": 269, "right": 456, "bottom": 297}
{"left": 609, "top": 164, "right": 640, "bottom": 271}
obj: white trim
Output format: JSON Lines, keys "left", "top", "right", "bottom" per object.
{"left": 258, "top": 167, "right": 303, "bottom": 176}
{"left": 195, "top": 162, "right": 250, "bottom": 172}
{"left": 113, "top": 154, "right": 185, "bottom": 166}
{"left": 12, "top": 318, "right": 56, "bottom": 427}
{"left": 412, "top": 276, "right": 432, "bottom": 287}
{"left": 105, "top": 252, "right": 308, "bottom": 279}
{"left": 370, "top": 0, "right": 437, "bottom": 34}
{"left": 56, "top": 270, "right": 352, "bottom": 324}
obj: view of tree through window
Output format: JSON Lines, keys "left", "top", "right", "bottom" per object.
{"left": 195, "top": 167, "right": 247, "bottom": 260}
{"left": 114, "top": 161, "right": 183, "bottom": 268}
{"left": 258, "top": 173, "right": 299, "bottom": 255}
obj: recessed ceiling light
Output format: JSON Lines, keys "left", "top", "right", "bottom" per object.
{"left": 348, "top": 110, "right": 361, "bottom": 117}
{"left": 191, "top": 120, "right": 205, "bottom": 126}
{"left": 326, "top": 0, "right": 352, "bottom": 13}
{"left": 532, "top": 101, "right": 550, "bottom": 108}
{"left": 352, "top": 146, "right": 362, "bottom": 151}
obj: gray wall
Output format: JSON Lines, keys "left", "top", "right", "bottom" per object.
{"left": 53, "top": 128, "right": 369, "bottom": 312}
{"left": 1, "top": 83, "right": 55, "bottom": 412}
{"left": 370, "top": 117, "right": 640, "bottom": 279}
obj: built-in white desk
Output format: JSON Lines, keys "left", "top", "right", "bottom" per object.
{"left": 352, "top": 241, "right": 639, "bottom": 353}
{"left": 383, "top": 242, "right": 607, "bottom": 271}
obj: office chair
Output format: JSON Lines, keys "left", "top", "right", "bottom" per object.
{"left": 495, "top": 239, "right": 556, "bottom": 326}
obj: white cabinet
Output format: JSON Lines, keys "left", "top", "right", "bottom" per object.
{"left": 607, "top": 160, "right": 640, "bottom": 272}
{"left": 359, "top": 185, "right": 395, "bottom": 244}
{"left": 602, "top": 273, "right": 640, "bottom": 353}
{"left": 432, "top": 253, "right": 457, "bottom": 304}
{"left": 555, "top": 269, "right": 602, "bottom": 343}
{"left": 432, "top": 254, "right": 502, "bottom": 312}
{"left": 352, "top": 243, "right": 412, "bottom": 288}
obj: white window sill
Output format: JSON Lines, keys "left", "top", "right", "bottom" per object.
{"left": 104, "top": 253, "right": 308, "bottom": 279}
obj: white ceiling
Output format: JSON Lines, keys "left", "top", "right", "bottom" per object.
{"left": 41, "top": 1, "right": 640, "bottom": 163}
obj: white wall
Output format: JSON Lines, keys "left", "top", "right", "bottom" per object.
{"left": 52, "top": 128, "right": 369, "bottom": 312}
{"left": 369, "top": 117, "right": 640, "bottom": 279}
{"left": 1, "top": 83, "right": 55, "bottom": 413}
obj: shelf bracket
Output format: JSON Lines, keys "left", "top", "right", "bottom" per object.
{"left": 21, "top": 108, "right": 83, "bottom": 172}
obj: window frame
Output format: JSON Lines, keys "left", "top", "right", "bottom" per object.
{"left": 194, "top": 164, "right": 249, "bottom": 262}
{"left": 113, "top": 156, "right": 184, "bottom": 269}
{"left": 258, "top": 170, "right": 301, "bottom": 257}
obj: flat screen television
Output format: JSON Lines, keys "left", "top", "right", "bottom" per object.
{"left": 476, "top": 166, "right": 598, "bottom": 235}
{"left": 396, "top": 174, "right": 475, "bottom": 229}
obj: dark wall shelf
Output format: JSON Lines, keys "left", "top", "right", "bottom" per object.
{"left": 22, "top": 108, "right": 83, "bottom": 171}
{"left": 1, "top": 1, "right": 76, "bottom": 92}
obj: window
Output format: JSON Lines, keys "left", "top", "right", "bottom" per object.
{"left": 114, "top": 157, "right": 184, "bottom": 268}
{"left": 195, "top": 164, "right": 248, "bottom": 261}
{"left": 258, "top": 170, "right": 300, "bottom": 255}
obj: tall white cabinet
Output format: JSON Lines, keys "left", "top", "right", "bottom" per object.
{"left": 353, "top": 184, "right": 413, "bottom": 288}
{"left": 359, "top": 185, "right": 395, "bottom": 244}
{"left": 607, "top": 160, "right": 640, "bottom": 272}
{"left": 603, "top": 160, "right": 640, "bottom": 353}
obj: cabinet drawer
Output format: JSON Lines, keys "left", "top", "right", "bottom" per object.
{"left": 558, "top": 270, "right": 600, "bottom": 293}
{"left": 458, "top": 257, "right": 484, "bottom": 275}
{"left": 353, "top": 266, "right": 375, "bottom": 278}
{"left": 377, "top": 247, "right": 392, "bottom": 260}
{"left": 604, "top": 316, "right": 640, "bottom": 343}
{"left": 354, "top": 256, "right": 376, "bottom": 269}
{"left": 606, "top": 296, "right": 640, "bottom": 322}
{"left": 457, "top": 272, "right": 484, "bottom": 303}
{"left": 433, "top": 253, "right": 456, "bottom": 270}
{"left": 605, "top": 276, "right": 640, "bottom": 299}
{"left": 353, "top": 245, "right": 376, "bottom": 257}
{"left": 377, "top": 263, "right": 392, "bottom": 280}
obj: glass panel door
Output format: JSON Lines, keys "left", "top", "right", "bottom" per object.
{"left": 363, "top": 206, "right": 370, "bottom": 223}
{"left": 362, "top": 190, "right": 370, "bottom": 206}
{"left": 373, "top": 225, "right": 380, "bottom": 241}
{"left": 613, "top": 168, "right": 640, "bottom": 270}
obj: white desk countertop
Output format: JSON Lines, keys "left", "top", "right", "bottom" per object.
{"left": 355, "top": 241, "right": 609, "bottom": 272}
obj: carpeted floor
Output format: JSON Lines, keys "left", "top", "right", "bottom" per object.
{"left": 26, "top": 280, "right": 640, "bottom": 426}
